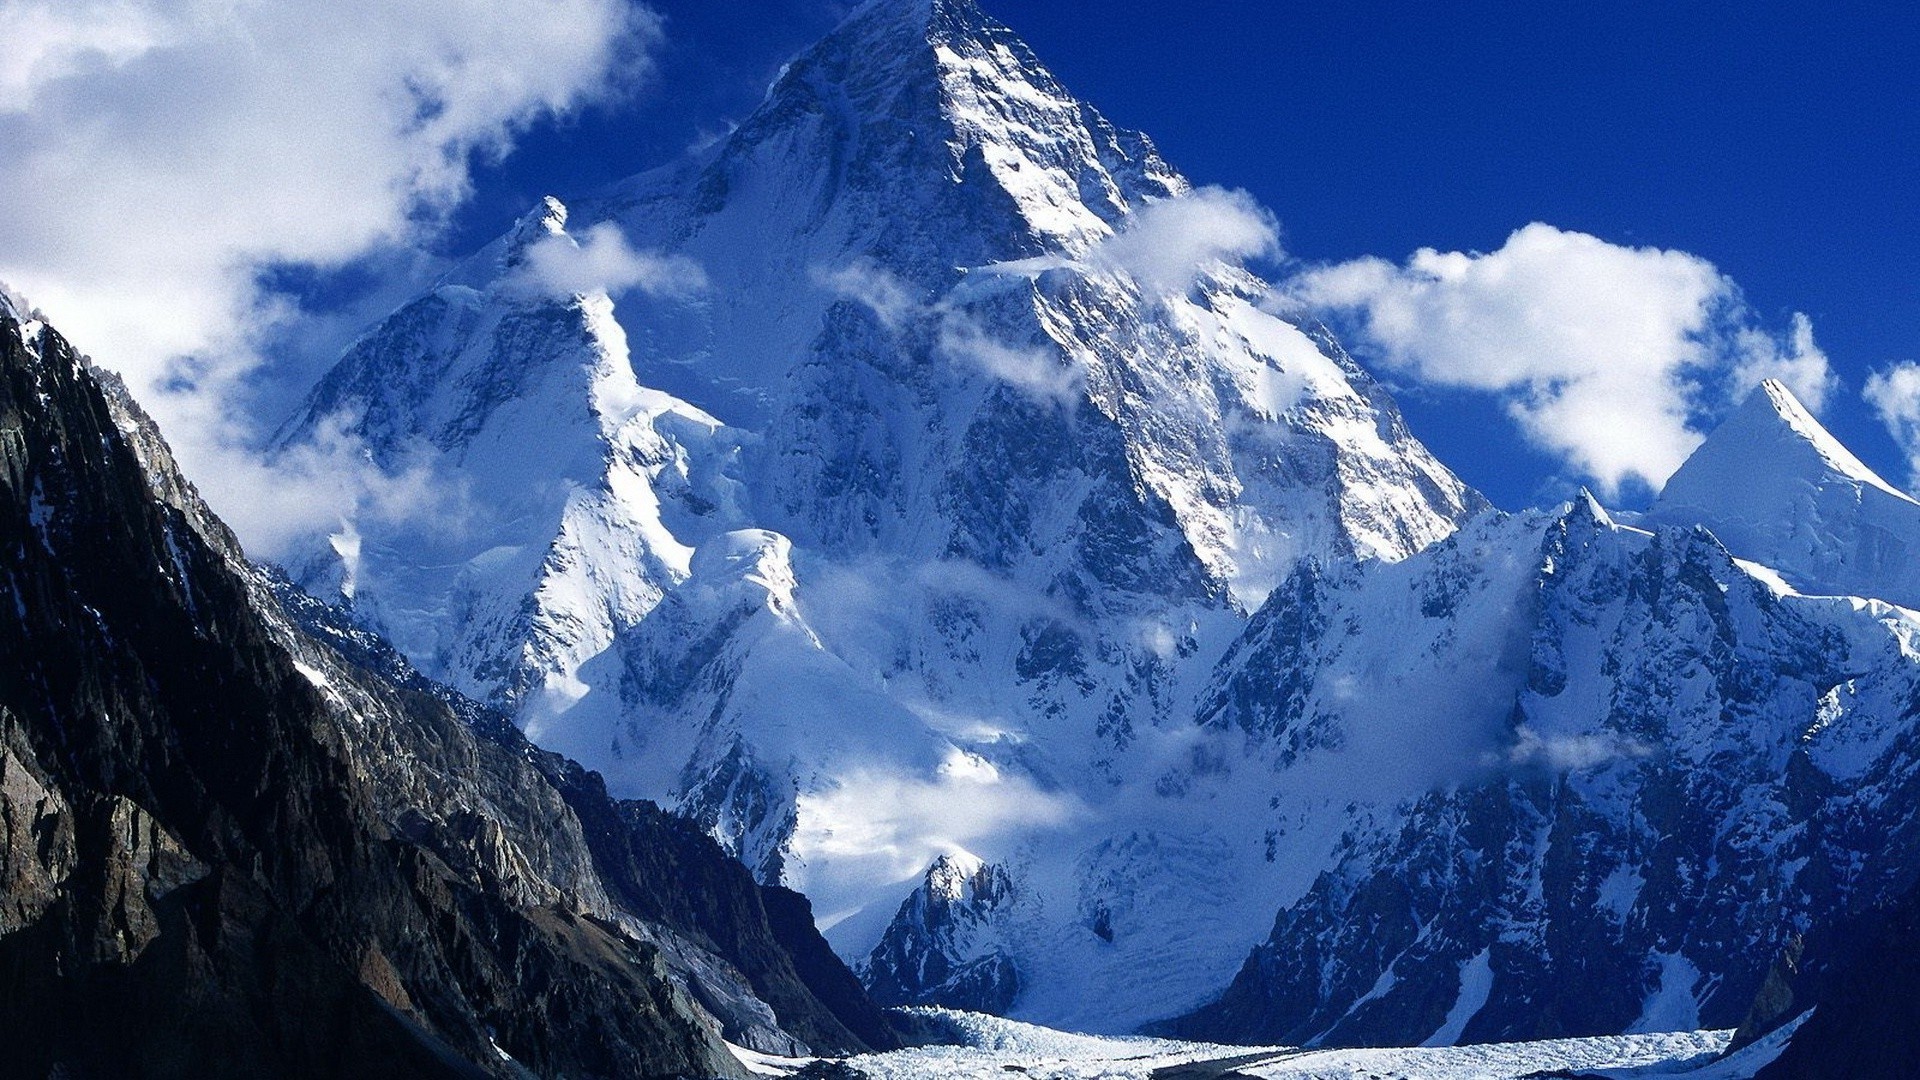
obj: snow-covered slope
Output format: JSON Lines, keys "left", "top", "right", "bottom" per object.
{"left": 275, "top": 0, "right": 1482, "bottom": 1031}
{"left": 277, "top": 197, "right": 748, "bottom": 715}
{"left": 1648, "top": 379, "right": 1920, "bottom": 610}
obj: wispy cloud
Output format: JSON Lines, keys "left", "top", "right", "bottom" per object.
{"left": 509, "top": 222, "right": 710, "bottom": 302}
{"left": 982, "top": 185, "right": 1282, "bottom": 300}
{"left": 1090, "top": 186, "right": 1280, "bottom": 295}
{"left": 794, "top": 750, "right": 1081, "bottom": 887}
{"left": 815, "top": 260, "right": 1085, "bottom": 407}
{"left": 185, "top": 407, "right": 472, "bottom": 562}
{"left": 1865, "top": 362, "right": 1920, "bottom": 487}
{"left": 1500, "top": 724, "right": 1653, "bottom": 771}
{"left": 1284, "top": 223, "right": 1833, "bottom": 498}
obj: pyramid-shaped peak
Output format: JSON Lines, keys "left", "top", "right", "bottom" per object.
{"left": 1707, "top": 378, "right": 1913, "bottom": 502}
{"left": 1568, "top": 488, "right": 1616, "bottom": 530}
{"left": 504, "top": 196, "right": 568, "bottom": 253}
{"left": 1648, "top": 375, "right": 1920, "bottom": 608}
{"left": 780, "top": 0, "right": 1057, "bottom": 111}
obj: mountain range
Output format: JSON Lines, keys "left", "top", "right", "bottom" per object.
{"left": 10, "top": 0, "right": 1920, "bottom": 1072}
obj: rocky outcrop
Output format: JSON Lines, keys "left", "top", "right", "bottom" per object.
{"left": 0, "top": 308, "right": 890, "bottom": 1076}
{"left": 1753, "top": 887, "right": 1920, "bottom": 1079}
{"left": 863, "top": 855, "right": 1022, "bottom": 1014}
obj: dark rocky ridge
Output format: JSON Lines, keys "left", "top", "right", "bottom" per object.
{"left": 0, "top": 309, "right": 891, "bottom": 1076}
{"left": 1726, "top": 883, "right": 1920, "bottom": 1078}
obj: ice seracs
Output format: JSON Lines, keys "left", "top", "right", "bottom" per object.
{"left": 1648, "top": 377, "right": 1920, "bottom": 609}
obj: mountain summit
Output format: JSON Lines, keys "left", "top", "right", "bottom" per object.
{"left": 273, "top": 0, "right": 1484, "bottom": 1032}
{"left": 1649, "top": 378, "right": 1920, "bottom": 608}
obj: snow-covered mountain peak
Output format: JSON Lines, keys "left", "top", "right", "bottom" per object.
{"left": 513, "top": 194, "right": 569, "bottom": 240}
{"left": 503, "top": 195, "right": 570, "bottom": 260}
{"left": 1647, "top": 377, "right": 1920, "bottom": 608}
{"left": 1569, "top": 488, "right": 1616, "bottom": 530}
{"left": 1706, "top": 378, "right": 1911, "bottom": 501}
{"left": 0, "top": 281, "right": 25, "bottom": 322}
{"left": 687, "top": 529, "right": 803, "bottom": 615}
{"left": 277, "top": 0, "right": 1487, "bottom": 1028}
{"left": 924, "top": 850, "right": 991, "bottom": 900}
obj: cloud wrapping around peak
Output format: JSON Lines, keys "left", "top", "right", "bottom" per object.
{"left": 1092, "top": 186, "right": 1280, "bottom": 295}
{"left": 1285, "top": 223, "right": 1833, "bottom": 497}
{"left": 509, "top": 223, "right": 710, "bottom": 302}
{"left": 0, "top": 0, "right": 660, "bottom": 553}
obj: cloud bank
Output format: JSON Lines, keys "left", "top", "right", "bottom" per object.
{"left": 0, "top": 0, "right": 659, "bottom": 552}
{"left": 1286, "top": 223, "right": 1833, "bottom": 496}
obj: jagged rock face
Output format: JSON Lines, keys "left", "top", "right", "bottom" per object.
{"left": 275, "top": 0, "right": 1481, "bottom": 1031}
{"left": 1165, "top": 491, "right": 1920, "bottom": 1047}
{"left": 0, "top": 308, "right": 893, "bottom": 1076}
{"left": 863, "top": 854, "right": 1022, "bottom": 1014}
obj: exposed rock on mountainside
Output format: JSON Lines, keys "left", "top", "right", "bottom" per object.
{"left": 1752, "top": 884, "right": 1920, "bottom": 1079}
{"left": 0, "top": 302, "right": 891, "bottom": 1076}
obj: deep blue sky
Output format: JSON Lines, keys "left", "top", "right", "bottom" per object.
{"left": 453, "top": 0, "right": 1920, "bottom": 510}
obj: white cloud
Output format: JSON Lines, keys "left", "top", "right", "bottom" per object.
{"left": 510, "top": 221, "right": 709, "bottom": 302}
{"left": 1500, "top": 725, "right": 1652, "bottom": 772}
{"left": 1865, "top": 362, "right": 1920, "bottom": 484}
{"left": 1286, "top": 223, "right": 1834, "bottom": 497}
{"left": 1090, "top": 186, "right": 1280, "bottom": 295}
{"left": 794, "top": 751, "right": 1081, "bottom": 888}
{"left": 936, "top": 313, "right": 1084, "bottom": 407}
{"left": 811, "top": 187, "right": 1278, "bottom": 406}
{"left": 0, "top": 0, "right": 659, "bottom": 549}
{"left": 984, "top": 186, "right": 1281, "bottom": 299}
{"left": 1730, "top": 312, "right": 1834, "bottom": 411}
{"left": 812, "top": 261, "right": 924, "bottom": 331}
{"left": 207, "top": 409, "right": 472, "bottom": 561}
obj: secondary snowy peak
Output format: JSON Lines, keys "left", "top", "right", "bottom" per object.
{"left": 1671, "top": 379, "right": 1909, "bottom": 504}
{"left": 1649, "top": 378, "right": 1920, "bottom": 609}
{"left": 277, "top": 196, "right": 747, "bottom": 709}
{"left": 1165, "top": 494, "right": 1920, "bottom": 1047}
